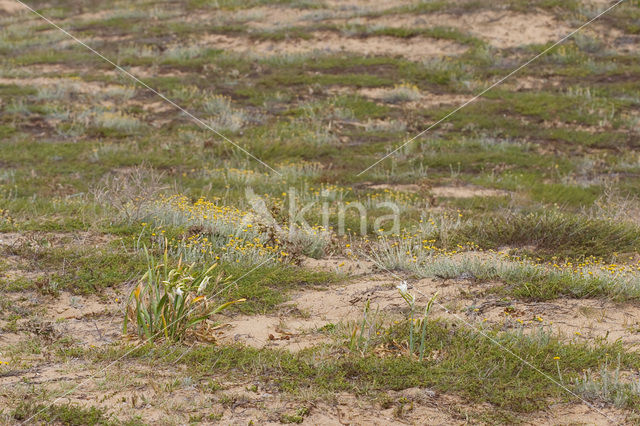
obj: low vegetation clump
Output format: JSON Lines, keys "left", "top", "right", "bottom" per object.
{"left": 575, "top": 356, "right": 640, "bottom": 410}
{"left": 203, "top": 94, "right": 249, "bottom": 133}
{"left": 12, "top": 402, "right": 112, "bottom": 426}
{"left": 140, "top": 193, "right": 333, "bottom": 264}
{"left": 93, "top": 110, "right": 144, "bottom": 134}
{"left": 372, "top": 227, "right": 640, "bottom": 300}
{"left": 141, "top": 194, "right": 274, "bottom": 262}
{"left": 380, "top": 82, "right": 422, "bottom": 103}
{"left": 453, "top": 210, "right": 640, "bottom": 259}
{"left": 124, "top": 248, "right": 245, "bottom": 342}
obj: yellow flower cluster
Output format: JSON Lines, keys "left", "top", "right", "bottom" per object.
{"left": 146, "top": 194, "right": 284, "bottom": 264}
{"left": 542, "top": 256, "right": 640, "bottom": 279}
{"left": 164, "top": 233, "right": 284, "bottom": 264}
{"left": 0, "top": 208, "right": 14, "bottom": 225}
{"left": 154, "top": 194, "right": 251, "bottom": 229}
{"left": 364, "top": 189, "right": 419, "bottom": 207}
{"left": 393, "top": 82, "right": 420, "bottom": 92}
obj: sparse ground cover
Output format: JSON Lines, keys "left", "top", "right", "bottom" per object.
{"left": 2, "top": 0, "right": 640, "bottom": 424}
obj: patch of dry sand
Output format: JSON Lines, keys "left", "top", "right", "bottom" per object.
{"left": 223, "top": 261, "right": 640, "bottom": 348}
{"left": 357, "top": 10, "right": 570, "bottom": 49}
{"left": 368, "top": 182, "right": 423, "bottom": 193}
{"left": 323, "top": 0, "right": 416, "bottom": 14}
{"left": 478, "top": 298, "right": 640, "bottom": 346}
{"left": 367, "top": 183, "right": 508, "bottom": 198}
{"left": 302, "top": 255, "right": 374, "bottom": 276}
{"left": 509, "top": 76, "right": 563, "bottom": 91}
{"left": 234, "top": 7, "right": 310, "bottom": 30}
{"left": 0, "top": 0, "right": 23, "bottom": 14}
{"left": 431, "top": 185, "right": 509, "bottom": 198}
{"left": 212, "top": 314, "right": 329, "bottom": 351}
{"left": 526, "top": 402, "right": 630, "bottom": 425}
{"left": 1, "top": 290, "right": 125, "bottom": 347}
{"left": 290, "top": 274, "right": 481, "bottom": 324}
{"left": 306, "top": 392, "right": 466, "bottom": 425}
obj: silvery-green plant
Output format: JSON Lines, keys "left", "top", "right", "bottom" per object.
{"left": 397, "top": 282, "right": 437, "bottom": 361}
{"left": 380, "top": 82, "right": 421, "bottom": 104}
{"left": 94, "top": 111, "right": 143, "bottom": 133}
{"left": 574, "top": 355, "right": 640, "bottom": 408}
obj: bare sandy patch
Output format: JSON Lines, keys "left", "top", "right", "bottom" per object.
{"left": 133, "top": 100, "right": 175, "bottom": 115}
{"left": 324, "top": 0, "right": 416, "bottom": 14}
{"left": 508, "top": 76, "right": 564, "bottom": 91}
{"left": 476, "top": 297, "right": 640, "bottom": 347}
{"left": 212, "top": 314, "right": 329, "bottom": 351}
{"left": 290, "top": 274, "right": 483, "bottom": 326}
{"left": 66, "top": 10, "right": 116, "bottom": 22}
{"left": 275, "top": 261, "right": 640, "bottom": 345}
{"left": 210, "top": 269, "right": 503, "bottom": 351}
{"left": 233, "top": 6, "right": 310, "bottom": 30}
{"left": 201, "top": 32, "right": 466, "bottom": 61}
{"left": 2, "top": 290, "right": 124, "bottom": 348}
{"left": 307, "top": 392, "right": 466, "bottom": 425}
{"left": 432, "top": 185, "right": 509, "bottom": 198}
{"left": 366, "top": 183, "right": 508, "bottom": 198}
{"left": 444, "top": 11, "right": 568, "bottom": 49}
{"left": 0, "top": 270, "right": 44, "bottom": 283}
{"left": 369, "top": 182, "right": 422, "bottom": 192}
{"left": 49, "top": 292, "right": 123, "bottom": 345}
{"left": 0, "top": 0, "right": 24, "bottom": 14}
{"left": 356, "top": 10, "right": 570, "bottom": 49}
{"left": 0, "top": 233, "right": 24, "bottom": 246}
{"left": 526, "top": 402, "right": 630, "bottom": 425}
{"left": 0, "top": 361, "right": 218, "bottom": 424}
{"left": 302, "top": 255, "right": 375, "bottom": 276}
{"left": 291, "top": 275, "right": 398, "bottom": 324}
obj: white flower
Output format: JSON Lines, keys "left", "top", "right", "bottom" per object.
{"left": 197, "top": 276, "right": 211, "bottom": 294}
{"left": 175, "top": 287, "right": 183, "bottom": 297}
{"left": 397, "top": 281, "right": 415, "bottom": 305}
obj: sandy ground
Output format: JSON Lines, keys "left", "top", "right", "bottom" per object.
{"left": 2, "top": 259, "right": 638, "bottom": 424}
{"left": 354, "top": 10, "right": 571, "bottom": 49}
{"left": 1, "top": 278, "right": 472, "bottom": 424}
{"left": 368, "top": 183, "right": 509, "bottom": 199}
{"left": 0, "top": 0, "right": 23, "bottom": 14}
